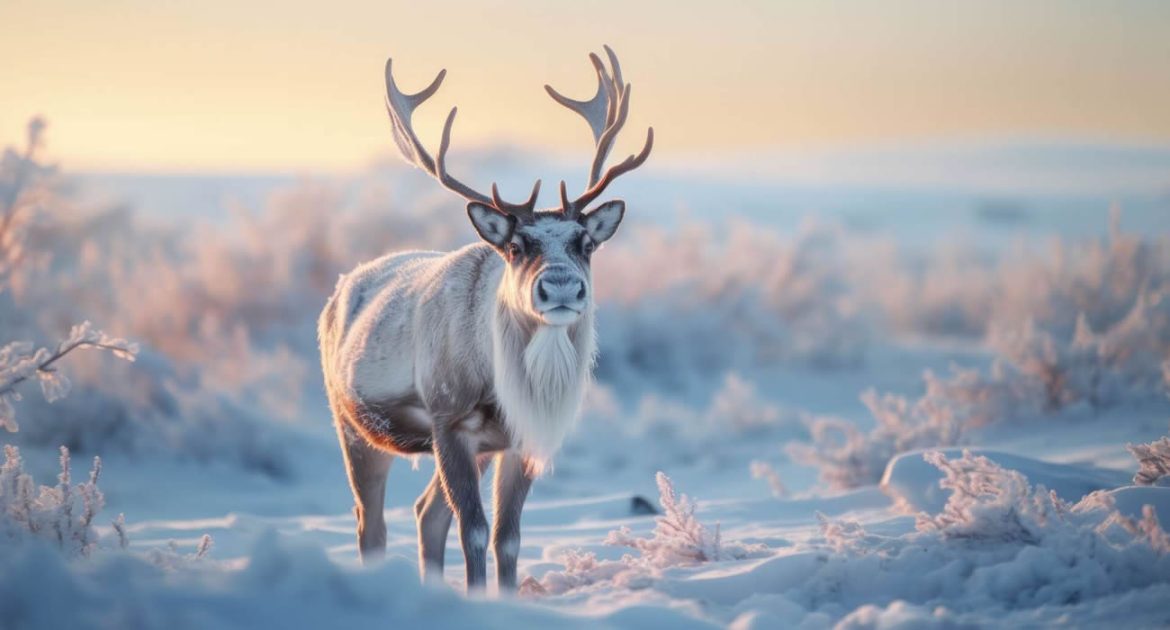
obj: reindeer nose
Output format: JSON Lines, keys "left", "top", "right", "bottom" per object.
{"left": 535, "top": 272, "right": 587, "bottom": 310}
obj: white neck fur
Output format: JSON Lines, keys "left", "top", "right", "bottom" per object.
{"left": 491, "top": 313, "right": 594, "bottom": 476}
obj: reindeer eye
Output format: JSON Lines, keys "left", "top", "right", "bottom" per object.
{"left": 506, "top": 242, "right": 522, "bottom": 258}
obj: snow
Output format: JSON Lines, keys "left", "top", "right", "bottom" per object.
{"left": 1101, "top": 486, "right": 1170, "bottom": 523}
{"left": 0, "top": 536, "right": 605, "bottom": 630}
{"left": 2, "top": 123, "right": 1170, "bottom": 628}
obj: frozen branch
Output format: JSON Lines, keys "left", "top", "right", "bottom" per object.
{"left": 1128, "top": 432, "right": 1170, "bottom": 487}
{"left": 0, "top": 321, "right": 139, "bottom": 432}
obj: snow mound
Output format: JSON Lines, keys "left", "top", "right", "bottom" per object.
{"left": 0, "top": 533, "right": 673, "bottom": 630}
{"left": 881, "top": 448, "right": 1130, "bottom": 513}
{"left": 683, "top": 451, "right": 1170, "bottom": 626}
{"left": 1094, "top": 486, "right": 1170, "bottom": 523}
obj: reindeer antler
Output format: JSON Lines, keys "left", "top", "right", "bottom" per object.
{"left": 385, "top": 58, "right": 540, "bottom": 219}
{"left": 546, "top": 45, "right": 654, "bottom": 218}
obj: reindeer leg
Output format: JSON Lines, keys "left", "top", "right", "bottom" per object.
{"left": 414, "top": 469, "right": 452, "bottom": 583}
{"left": 335, "top": 422, "right": 393, "bottom": 563}
{"left": 491, "top": 450, "right": 534, "bottom": 591}
{"left": 414, "top": 457, "right": 492, "bottom": 585}
{"left": 433, "top": 420, "right": 489, "bottom": 592}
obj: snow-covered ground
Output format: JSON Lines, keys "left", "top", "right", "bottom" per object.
{"left": 3, "top": 136, "right": 1170, "bottom": 628}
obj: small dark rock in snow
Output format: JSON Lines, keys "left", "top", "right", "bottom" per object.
{"left": 630, "top": 495, "right": 659, "bottom": 516}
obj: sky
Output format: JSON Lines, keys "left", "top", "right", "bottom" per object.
{"left": 2, "top": 0, "right": 1169, "bottom": 173}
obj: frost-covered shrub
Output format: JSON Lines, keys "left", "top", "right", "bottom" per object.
{"left": 93, "top": 183, "right": 455, "bottom": 360}
{"left": 593, "top": 219, "right": 869, "bottom": 391}
{"left": 896, "top": 211, "right": 1170, "bottom": 405}
{"left": 605, "top": 471, "right": 723, "bottom": 566}
{"left": 530, "top": 471, "right": 765, "bottom": 597}
{"left": 1016, "top": 209, "right": 1170, "bottom": 340}
{"left": 915, "top": 450, "right": 1170, "bottom": 552}
{"left": 877, "top": 208, "right": 1170, "bottom": 344}
{"left": 0, "top": 444, "right": 219, "bottom": 566}
{"left": 750, "top": 459, "right": 788, "bottom": 498}
{"left": 706, "top": 373, "right": 790, "bottom": 435}
{"left": 0, "top": 118, "right": 55, "bottom": 295}
{"left": 1129, "top": 432, "right": 1170, "bottom": 487}
{"left": 795, "top": 288, "right": 1170, "bottom": 489}
{"left": 788, "top": 415, "right": 889, "bottom": 490}
{"left": 563, "top": 374, "right": 805, "bottom": 475}
{"left": 790, "top": 366, "right": 1029, "bottom": 489}
{"left": 989, "top": 288, "right": 1170, "bottom": 409}
{"left": 915, "top": 450, "right": 1062, "bottom": 542}
{"left": 0, "top": 123, "right": 312, "bottom": 473}
{"left": 601, "top": 208, "right": 1170, "bottom": 412}
{"left": 0, "top": 122, "right": 143, "bottom": 444}
{"left": 785, "top": 451, "right": 1170, "bottom": 618}
{"left": 520, "top": 549, "right": 632, "bottom": 596}
{"left": 145, "top": 534, "right": 215, "bottom": 570}
{"left": 815, "top": 511, "right": 874, "bottom": 554}
{"left": 11, "top": 336, "right": 301, "bottom": 476}
{"left": 0, "top": 445, "right": 219, "bottom": 566}
{"left": 534, "top": 453, "right": 1169, "bottom": 621}
{"left": 586, "top": 372, "right": 799, "bottom": 442}
{"left": 0, "top": 445, "right": 105, "bottom": 558}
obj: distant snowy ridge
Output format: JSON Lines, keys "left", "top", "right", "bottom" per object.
{"left": 659, "top": 138, "right": 1170, "bottom": 196}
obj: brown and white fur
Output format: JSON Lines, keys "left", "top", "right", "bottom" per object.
{"left": 319, "top": 46, "right": 651, "bottom": 592}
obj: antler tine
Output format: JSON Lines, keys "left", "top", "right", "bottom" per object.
{"left": 564, "top": 126, "right": 654, "bottom": 217}
{"left": 544, "top": 53, "right": 615, "bottom": 145}
{"left": 433, "top": 107, "right": 493, "bottom": 205}
{"left": 603, "top": 45, "right": 624, "bottom": 95}
{"left": 553, "top": 46, "right": 653, "bottom": 218}
{"left": 385, "top": 59, "right": 445, "bottom": 175}
{"left": 559, "top": 180, "right": 572, "bottom": 215}
{"left": 491, "top": 180, "right": 542, "bottom": 219}
{"left": 385, "top": 58, "right": 495, "bottom": 207}
{"left": 589, "top": 81, "right": 633, "bottom": 186}
{"left": 595, "top": 52, "right": 620, "bottom": 131}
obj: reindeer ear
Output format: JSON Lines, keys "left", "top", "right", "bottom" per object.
{"left": 580, "top": 200, "right": 625, "bottom": 244}
{"left": 467, "top": 202, "right": 516, "bottom": 248}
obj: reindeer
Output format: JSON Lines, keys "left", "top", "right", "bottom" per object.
{"left": 317, "top": 46, "right": 652, "bottom": 592}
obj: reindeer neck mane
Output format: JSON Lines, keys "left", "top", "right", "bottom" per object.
{"left": 489, "top": 298, "right": 595, "bottom": 475}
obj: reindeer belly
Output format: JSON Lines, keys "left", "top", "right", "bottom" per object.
{"left": 342, "top": 391, "right": 511, "bottom": 455}
{"left": 337, "top": 391, "right": 430, "bottom": 454}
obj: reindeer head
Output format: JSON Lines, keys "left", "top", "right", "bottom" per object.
{"left": 384, "top": 46, "right": 653, "bottom": 327}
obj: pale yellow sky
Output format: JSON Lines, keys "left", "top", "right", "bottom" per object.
{"left": 2, "top": 0, "right": 1168, "bottom": 172}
